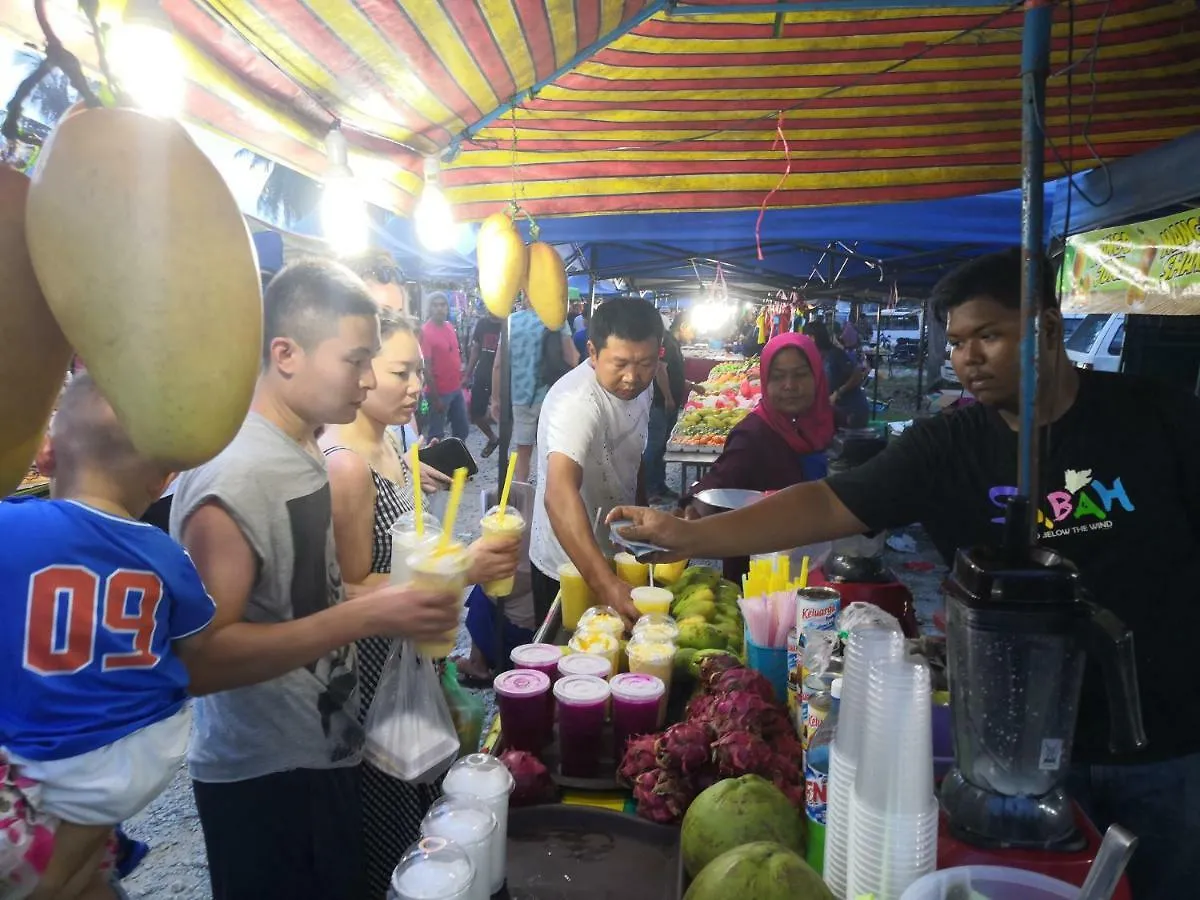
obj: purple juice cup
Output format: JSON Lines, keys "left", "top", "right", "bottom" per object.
{"left": 553, "top": 675, "right": 611, "bottom": 778}
{"left": 609, "top": 673, "right": 665, "bottom": 762}
{"left": 493, "top": 669, "right": 552, "bottom": 753}
{"left": 510, "top": 643, "right": 563, "bottom": 681}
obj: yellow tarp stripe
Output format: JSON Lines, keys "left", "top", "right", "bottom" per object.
{"left": 546, "top": 0, "right": 580, "bottom": 71}
{"left": 402, "top": 0, "right": 500, "bottom": 112}
{"left": 477, "top": 0, "right": 538, "bottom": 89}
{"left": 600, "top": 0, "right": 625, "bottom": 36}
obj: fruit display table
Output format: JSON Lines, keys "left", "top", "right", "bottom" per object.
{"left": 663, "top": 449, "right": 720, "bottom": 494}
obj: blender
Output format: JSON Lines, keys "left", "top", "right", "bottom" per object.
{"left": 939, "top": 543, "right": 1146, "bottom": 850}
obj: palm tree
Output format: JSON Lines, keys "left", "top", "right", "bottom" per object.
{"left": 235, "top": 149, "right": 321, "bottom": 227}
{"left": 12, "top": 50, "right": 78, "bottom": 122}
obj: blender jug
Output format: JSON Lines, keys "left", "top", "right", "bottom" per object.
{"left": 940, "top": 546, "right": 1146, "bottom": 849}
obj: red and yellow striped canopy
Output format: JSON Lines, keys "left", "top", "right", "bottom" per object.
{"left": 5, "top": 0, "right": 1198, "bottom": 219}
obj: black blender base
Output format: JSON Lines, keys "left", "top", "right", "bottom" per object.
{"left": 940, "top": 768, "right": 1086, "bottom": 852}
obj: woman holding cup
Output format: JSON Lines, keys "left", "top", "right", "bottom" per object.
{"left": 321, "top": 308, "right": 520, "bottom": 900}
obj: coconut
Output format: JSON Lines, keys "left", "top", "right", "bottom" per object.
{"left": 681, "top": 775, "right": 805, "bottom": 879}
{"left": 683, "top": 842, "right": 832, "bottom": 900}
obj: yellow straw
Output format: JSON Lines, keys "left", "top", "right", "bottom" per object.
{"left": 498, "top": 451, "right": 518, "bottom": 524}
{"left": 800, "top": 555, "right": 810, "bottom": 589}
{"left": 437, "top": 467, "right": 469, "bottom": 554}
{"left": 409, "top": 443, "right": 424, "bottom": 535}
{"left": 780, "top": 555, "right": 790, "bottom": 585}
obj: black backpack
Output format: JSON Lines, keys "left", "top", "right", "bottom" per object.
{"left": 539, "top": 328, "right": 572, "bottom": 388}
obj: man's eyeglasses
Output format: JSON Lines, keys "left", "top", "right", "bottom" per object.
{"left": 365, "top": 265, "right": 406, "bottom": 285}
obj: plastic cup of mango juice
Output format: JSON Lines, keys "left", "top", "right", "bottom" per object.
{"left": 407, "top": 542, "right": 470, "bottom": 658}
{"left": 389, "top": 512, "right": 443, "bottom": 585}
{"left": 558, "top": 562, "right": 592, "bottom": 630}
{"left": 479, "top": 504, "right": 525, "bottom": 597}
{"left": 626, "top": 635, "right": 676, "bottom": 724}
{"left": 613, "top": 552, "right": 649, "bottom": 588}
{"left": 631, "top": 586, "right": 672, "bottom": 617}
{"left": 567, "top": 631, "right": 621, "bottom": 676}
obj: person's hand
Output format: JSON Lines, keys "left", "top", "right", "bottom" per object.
{"left": 420, "top": 465, "right": 452, "bottom": 495}
{"left": 681, "top": 504, "right": 701, "bottom": 521}
{"left": 362, "top": 583, "right": 460, "bottom": 641}
{"left": 467, "top": 533, "right": 521, "bottom": 586}
{"left": 607, "top": 506, "right": 694, "bottom": 562}
{"left": 598, "top": 577, "right": 638, "bottom": 630}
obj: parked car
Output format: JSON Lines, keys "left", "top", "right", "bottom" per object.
{"left": 1065, "top": 313, "right": 1126, "bottom": 372}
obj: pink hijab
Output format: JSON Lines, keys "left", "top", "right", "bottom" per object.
{"left": 752, "top": 333, "right": 835, "bottom": 455}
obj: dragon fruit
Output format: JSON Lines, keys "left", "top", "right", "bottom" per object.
{"left": 712, "top": 729, "right": 776, "bottom": 777}
{"left": 685, "top": 691, "right": 718, "bottom": 723}
{"left": 633, "top": 768, "right": 696, "bottom": 824}
{"left": 766, "top": 752, "right": 802, "bottom": 786}
{"left": 697, "top": 653, "right": 744, "bottom": 690}
{"left": 654, "top": 722, "right": 713, "bottom": 775}
{"left": 708, "top": 667, "right": 777, "bottom": 704}
{"left": 705, "top": 690, "right": 774, "bottom": 737}
{"left": 617, "top": 734, "right": 659, "bottom": 786}
{"left": 758, "top": 707, "right": 796, "bottom": 742}
{"left": 499, "top": 750, "right": 557, "bottom": 806}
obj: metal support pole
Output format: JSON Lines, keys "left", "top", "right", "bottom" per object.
{"left": 497, "top": 316, "right": 512, "bottom": 484}
{"left": 1017, "top": 0, "right": 1053, "bottom": 544}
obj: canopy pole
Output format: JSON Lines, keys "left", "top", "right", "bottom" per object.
{"left": 1017, "top": 0, "right": 1053, "bottom": 544}
{"left": 497, "top": 316, "right": 512, "bottom": 485}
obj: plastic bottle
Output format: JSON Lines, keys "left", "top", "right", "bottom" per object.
{"left": 804, "top": 676, "right": 841, "bottom": 876}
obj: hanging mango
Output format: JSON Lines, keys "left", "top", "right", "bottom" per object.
{"left": 476, "top": 211, "right": 528, "bottom": 319}
{"left": 525, "top": 241, "right": 568, "bottom": 330}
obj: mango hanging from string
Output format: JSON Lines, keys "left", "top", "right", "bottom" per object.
{"left": 476, "top": 211, "right": 528, "bottom": 319}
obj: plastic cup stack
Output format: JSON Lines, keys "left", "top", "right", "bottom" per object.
{"left": 441, "top": 753, "right": 515, "bottom": 895}
{"left": 823, "top": 626, "right": 905, "bottom": 898}
{"left": 388, "top": 836, "right": 476, "bottom": 900}
{"left": 419, "top": 796, "right": 497, "bottom": 900}
{"left": 848, "top": 657, "right": 938, "bottom": 900}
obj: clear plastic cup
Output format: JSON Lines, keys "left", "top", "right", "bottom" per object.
{"left": 557, "top": 652, "right": 612, "bottom": 680}
{"left": 632, "top": 613, "right": 679, "bottom": 644}
{"left": 389, "top": 836, "right": 476, "bottom": 900}
{"left": 857, "top": 658, "right": 934, "bottom": 815}
{"left": 407, "top": 542, "right": 470, "bottom": 658}
{"left": 558, "top": 562, "right": 592, "bottom": 630}
{"left": 390, "top": 512, "right": 443, "bottom": 585}
{"left": 822, "top": 744, "right": 858, "bottom": 898}
{"left": 509, "top": 643, "right": 563, "bottom": 681}
{"left": 613, "top": 552, "right": 649, "bottom": 588}
{"left": 442, "top": 754, "right": 514, "bottom": 895}
{"left": 479, "top": 504, "right": 524, "bottom": 597}
{"left": 838, "top": 626, "right": 906, "bottom": 765}
{"left": 554, "top": 675, "right": 611, "bottom": 778}
{"left": 493, "top": 669, "right": 552, "bottom": 753}
{"left": 630, "top": 586, "right": 672, "bottom": 616}
{"left": 576, "top": 605, "right": 625, "bottom": 639}
{"left": 609, "top": 673, "right": 665, "bottom": 760}
{"left": 419, "top": 797, "right": 497, "bottom": 900}
{"left": 567, "top": 631, "right": 620, "bottom": 675}
{"left": 625, "top": 635, "right": 675, "bottom": 721}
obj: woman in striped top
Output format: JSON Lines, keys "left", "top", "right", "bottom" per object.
{"left": 321, "top": 309, "right": 520, "bottom": 899}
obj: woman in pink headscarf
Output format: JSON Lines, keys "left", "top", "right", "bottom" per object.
{"left": 678, "top": 333, "right": 835, "bottom": 579}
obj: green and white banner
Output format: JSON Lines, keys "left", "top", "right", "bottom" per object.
{"left": 1062, "top": 209, "right": 1200, "bottom": 315}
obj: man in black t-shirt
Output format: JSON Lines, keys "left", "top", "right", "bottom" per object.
{"left": 613, "top": 248, "right": 1200, "bottom": 898}
{"left": 644, "top": 324, "right": 689, "bottom": 503}
{"left": 465, "top": 314, "right": 502, "bottom": 457}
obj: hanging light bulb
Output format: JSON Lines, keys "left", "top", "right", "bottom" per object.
{"left": 108, "top": 0, "right": 186, "bottom": 117}
{"left": 321, "top": 126, "right": 370, "bottom": 258}
{"left": 413, "top": 156, "right": 456, "bottom": 252}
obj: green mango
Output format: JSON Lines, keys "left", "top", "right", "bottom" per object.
{"left": 673, "top": 597, "right": 716, "bottom": 621}
{"left": 678, "top": 622, "right": 728, "bottom": 651}
{"left": 674, "top": 647, "right": 699, "bottom": 676}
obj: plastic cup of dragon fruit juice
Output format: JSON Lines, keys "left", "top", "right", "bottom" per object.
{"left": 554, "top": 675, "right": 611, "bottom": 778}
{"left": 509, "top": 643, "right": 563, "bottom": 681}
{"left": 493, "top": 669, "right": 552, "bottom": 753}
{"left": 610, "top": 673, "right": 665, "bottom": 761}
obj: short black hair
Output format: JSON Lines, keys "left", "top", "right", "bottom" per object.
{"left": 589, "top": 297, "right": 663, "bottom": 351}
{"left": 804, "top": 320, "right": 834, "bottom": 352}
{"left": 262, "top": 258, "right": 378, "bottom": 364}
{"left": 931, "top": 248, "right": 1058, "bottom": 325}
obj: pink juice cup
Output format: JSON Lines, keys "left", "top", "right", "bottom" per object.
{"left": 553, "top": 675, "right": 611, "bottom": 778}
{"left": 609, "top": 673, "right": 665, "bottom": 761}
{"left": 493, "top": 669, "right": 551, "bottom": 753}
{"left": 509, "top": 643, "right": 563, "bottom": 681}
{"left": 557, "top": 653, "right": 613, "bottom": 681}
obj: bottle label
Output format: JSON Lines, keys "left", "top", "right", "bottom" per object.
{"left": 805, "top": 763, "right": 828, "bottom": 826}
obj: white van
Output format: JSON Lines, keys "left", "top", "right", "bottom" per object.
{"left": 1065, "top": 313, "right": 1126, "bottom": 372}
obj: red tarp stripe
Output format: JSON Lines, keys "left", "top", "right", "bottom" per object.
{"left": 575, "top": 0, "right": 603, "bottom": 48}
{"left": 437, "top": 0, "right": 518, "bottom": 99}
{"left": 623, "top": 0, "right": 648, "bottom": 21}
{"left": 512, "top": 0, "right": 560, "bottom": 81}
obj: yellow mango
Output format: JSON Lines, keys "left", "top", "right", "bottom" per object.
{"left": 526, "top": 241, "right": 567, "bottom": 330}
{"left": 476, "top": 212, "right": 527, "bottom": 318}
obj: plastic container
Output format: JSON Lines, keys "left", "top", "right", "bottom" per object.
{"left": 509, "top": 643, "right": 563, "bottom": 681}
{"left": 613, "top": 552, "right": 649, "bottom": 588}
{"left": 493, "top": 669, "right": 552, "bottom": 753}
{"left": 899, "top": 866, "right": 1080, "bottom": 900}
{"left": 557, "top": 652, "right": 613, "bottom": 681}
{"left": 419, "top": 797, "right": 497, "bottom": 900}
{"left": 857, "top": 658, "right": 934, "bottom": 815}
{"left": 822, "top": 744, "right": 857, "bottom": 898}
{"left": 554, "top": 675, "right": 611, "bottom": 778}
{"left": 609, "top": 673, "right": 665, "bottom": 760}
{"left": 576, "top": 605, "right": 626, "bottom": 639}
{"left": 567, "top": 631, "right": 620, "bottom": 674}
{"left": 838, "top": 626, "right": 906, "bottom": 765}
{"left": 625, "top": 635, "right": 675, "bottom": 689}
{"left": 630, "top": 585, "right": 672, "bottom": 616}
{"left": 478, "top": 504, "right": 525, "bottom": 596}
{"left": 558, "top": 562, "right": 592, "bottom": 630}
{"left": 442, "top": 754, "right": 514, "bottom": 895}
{"left": 389, "top": 512, "right": 443, "bottom": 585}
{"left": 407, "top": 542, "right": 470, "bottom": 658}
{"left": 388, "top": 836, "right": 476, "bottom": 900}
{"left": 744, "top": 631, "right": 789, "bottom": 705}
{"left": 805, "top": 676, "right": 841, "bottom": 876}
{"left": 632, "top": 613, "right": 679, "bottom": 644}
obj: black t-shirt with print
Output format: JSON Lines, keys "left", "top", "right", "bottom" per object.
{"left": 827, "top": 371, "right": 1200, "bottom": 764}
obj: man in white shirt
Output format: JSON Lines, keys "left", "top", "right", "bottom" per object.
{"left": 529, "top": 298, "right": 664, "bottom": 625}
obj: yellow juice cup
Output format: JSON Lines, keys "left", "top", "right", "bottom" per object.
{"left": 479, "top": 504, "right": 525, "bottom": 597}
{"left": 407, "top": 542, "right": 470, "bottom": 658}
{"left": 631, "top": 586, "right": 673, "bottom": 617}
{"left": 558, "top": 562, "right": 593, "bottom": 630}
{"left": 626, "top": 635, "right": 676, "bottom": 725}
{"left": 567, "top": 631, "right": 620, "bottom": 675}
{"left": 633, "top": 613, "right": 680, "bottom": 645}
{"left": 653, "top": 559, "right": 688, "bottom": 586}
{"left": 614, "top": 552, "right": 649, "bottom": 588}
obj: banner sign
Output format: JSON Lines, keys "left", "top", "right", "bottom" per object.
{"left": 1062, "top": 209, "right": 1200, "bottom": 315}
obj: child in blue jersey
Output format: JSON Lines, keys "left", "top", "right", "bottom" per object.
{"left": 0, "top": 375, "right": 215, "bottom": 900}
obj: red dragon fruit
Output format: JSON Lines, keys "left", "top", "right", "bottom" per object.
{"left": 708, "top": 667, "right": 777, "bottom": 704}
{"left": 705, "top": 690, "right": 774, "bottom": 737}
{"left": 617, "top": 734, "right": 659, "bottom": 786}
{"left": 633, "top": 768, "right": 696, "bottom": 825}
{"left": 758, "top": 706, "right": 796, "bottom": 742}
{"left": 697, "top": 654, "right": 745, "bottom": 691}
{"left": 711, "top": 729, "right": 776, "bottom": 777}
{"left": 773, "top": 777, "right": 807, "bottom": 810}
{"left": 499, "top": 750, "right": 557, "bottom": 806}
{"left": 685, "top": 691, "right": 718, "bottom": 723}
{"left": 654, "top": 722, "right": 713, "bottom": 775}
{"left": 766, "top": 751, "right": 802, "bottom": 786}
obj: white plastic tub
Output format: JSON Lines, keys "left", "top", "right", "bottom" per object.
{"left": 900, "top": 866, "right": 1079, "bottom": 900}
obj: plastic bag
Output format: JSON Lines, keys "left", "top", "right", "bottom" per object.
{"left": 440, "top": 661, "right": 485, "bottom": 756}
{"left": 362, "top": 640, "right": 460, "bottom": 783}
